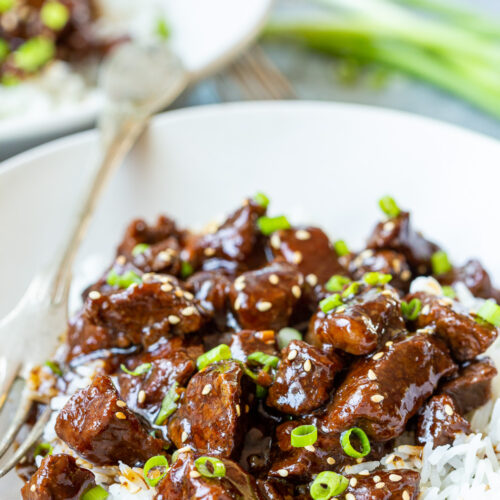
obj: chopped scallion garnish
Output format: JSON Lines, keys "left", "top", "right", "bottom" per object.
{"left": 256, "top": 384, "right": 267, "bottom": 398}
{"left": 341, "top": 281, "right": 360, "bottom": 299}
{"left": 277, "top": 327, "right": 302, "bottom": 350}
{"left": 155, "top": 382, "right": 180, "bottom": 425}
{"left": 13, "top": 37, "right": 55, "bottom": 72}
{"left": 143, "top": 455, "right": 169, "bottom": 487}
{"left": 180, "top": 261, "right": 193, "bottom": 278}
{"left": 363, "top": 272, "right": 392, "bottom": 286}
{"left": 310, "top": 470, "right": 348, "bottom": 500}
{"left": 155, "top": 17, "right": 171, "bottom": 40}
{"left": 44, "top": 360, "right": 62, "bottom": 376}
{"left": 254, "top": 192, "right": 270, "bottom": 208}
{"left": 41, "top": 1, "right": 70, "bottom": 31}
{"left": 247, "top": 351, "right": 279, "bottom": 369}
{"left": 431, "top": 250, "right": 452, "bottom": 275}
{"left": 333, "top": 239, "right": 350, "bottom": 257}
{"left": 257, "top": 215, "right": 291, "bottom": 236}
{"left": 401, "top": 298, "right": 422, "bottom": 321}
{"left": 291, "top": 424, "right": 317, "bottom": 448}
{"left": 477, "top": 300, "right": 500, "bottom": 327}
{"left": 81, "top": 485, "right": 108, "bottom": 500}
{"left": 319, "top": 293, "right": 342, "bottom": 314}
{"left": 106, "top": 269, "right": 142, "bottom": 288}
{"left": 378, "top": 195, "right": 401, "bottom": 218}
{"left": 340, "top": 427, "right": 371, "bottom": 458}
{"left": 194, "top": 456, "right": 226, "bottom": 478}
{"left": 442, "top": 285, "right": 456, "bottom": 299}
{"left": 0, "top": 39, "right": 9, "bottom": 63}
{"left": 196, "top": 344, "right": 232, "bottom": 371}
{"left": 132, "top": 243, "right": 150, "bottom": 256}
{"left": 120, "top": 363, "right": 152, "bottom": 377}
{"left": 33, "top": 442, "right": 53, "bottom": 458}
{"left": 325, "top": 275, "right": 351, "bottom": 293}
{"left": 0, "top": 0, "right": 14, "bottom": 14}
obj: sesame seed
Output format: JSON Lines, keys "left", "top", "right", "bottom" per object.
{"left": 389, "top": 474, "right": 402, "bottom": 482}
{"left": 327, "top": 457, "right": 336, "bottom": 465}
{"left": 358, "top": 470, "right": 369, "bottom": 475}
{"left": 116, "top": 400, "right": 126, "bottom": 408}
{"left": 371, "top": 394, "right": 384, "bottom": 403}
{"left": 236, "top": 404, "right": 241, "bottom": 417}
{"left": 356, "top": 457, "right": 363, "bottom": 463}
{"left": 402, "top": 491, "right": 410, "bottom": 500}
{"left": 367, "top": 370, "right": 377, "bottom": 381}
{"left": 116, "top": 255, "right": 126, "bottom": 265}
{"left": 444, "top": 404, "right": 454, "bottom": 416}
{"left": 296, "top": 229, "right": 311, "bottom": 240}
{"left": 158, "top": 251, "right": 171, "bottom": 263}
{"left": 350, "top": 477, "right": 358, "bottom": 487}
{"left": 176, "top": 446, "right": 192, "bottom": 455}
{"left": 373, "top": 352, "right": 384, "bottom": 361}
{"left": 384, "top": 221, "right": 395, "bottom": 231}
{"left": 385, "top": 454, "right": 395, "bottom": 464}
{"left": 234, "top": 296, "right": 242, "bottom": 310}
{"left": 373, "top": 475, "right": 381, "bottom": 483}
{"left": 257, "top": 301, "right": 272, "bottom": 312}
{"left": 277, "top": 469, "right": 289, "bottom": 477}
{"left": 292, "top": 285, "right": 302, "bottom": 298}
{"left": 115, "top": 412, "right": 126, "bottom": 420}
{"left": 234, "top": 281, "right": 246, "bottom": 291}
{"left": 89, "top": 290, "right": 101, "bottom": 300}
{"left": 202, "top": 384, "right": 212, "bottom": 395}
{"left": 421, "top": 305, "right": 430, "bottom": 315}
{"left": 375, "top": 482, "right": 386, "bottom": 489}
{"left": 204, "top": 247, "right": 216, "bottom": 257}
{"left": 181, "top": 431, "right": 188, "bottom": 443}
{"left": 306, "top": 273, "right": 318, "bottom": 287}
{"left": 381, "top": 290, "right": 394, "bottom": 297}
{"left": 392, "top": 259, "right": 402, "bottom": 273}
{"left": 303, "top": 359, "right": 312, "bottom": 372}
{"left": 245, "top": 405, "right": 250, "bottom": 413}
{"left": 336, "top": 307, "right": 346, "bottom": 314}
{"left": 292, "top": 251, "right": 303, "bottom": 264}
{"left": 181, "top": 306, "right": 196, "bottom": 316}
{"left": 401, "top": 270, "right": 411, "bottom": 281}
{"left": 360, "top": 249, "right": 374, "bottom": 259}
{"left": 161, "top": 283, "right": 173, "bottom": 292}
{"left": 138, "top": 390, "right": 146, "bottom": 404}
{"left": 183, "top": 291, "right": 194, "bottom": 300}
{"left": 288, "top": 349, "right": 298, "bottom": 361}
{"left": 175, "top": 289, "right": 184, "bottom": 298}
{"left": 190, "top": 470, "right": 201, "bottom": 478}
{"left": 270, "top": 233, "right": 281, "bottom": 249}
{"left": 305, "top": 445, "right": 315, "bottom": 452}
{"left": 30, "top": 485, "right": 36, "bottom": 492}
{"left": 168, "top": 315, "right": 181, "bottom": 325}
{"left": 346, "top": 494, "right": 356, "bottom": 500}
{"left": 385, "top": 341, "right": 393, "bottom": 347}
{"left": 269, "top": 274, "right": 280, "bottom": 285}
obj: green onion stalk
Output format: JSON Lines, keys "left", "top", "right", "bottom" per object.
{"left": 264, "top": 0, "right": 500, "bottom": 119}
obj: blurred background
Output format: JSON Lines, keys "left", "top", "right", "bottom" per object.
{"left": 1, "top": 0, "right": 500, "bottom": 161}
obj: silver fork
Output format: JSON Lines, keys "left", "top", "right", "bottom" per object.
{"left": 0, "top": 42, "right": 189, "bottom": 477}
{"left": 217, "top": 44, "right": 296, "bottom": 100}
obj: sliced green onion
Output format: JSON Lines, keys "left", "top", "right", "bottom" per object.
{"left": 340, "top": 427, "right": 371, "bottom": 458}
{"left": 442, "top": 285, "right": 456, "bottom": 299}
{"left": 155, "top": 17, "right": 171, "bottom": 40}
{"left": 195, "top": 456, "right": 226, "bottom": 478}
{"left": 378, "top": 196, "right": 401, "bottom": 218}
{"left": 120, "top": 362, "right": 152, "bottom": 377}
{"left": 342, "top": 281, "right": 360, "bottom": 299}
{"left": 196, "top": 344, "right": 232, "bottom": 371}
{"left": 277, "top": 327, "right": 302, "bottom": 350}
{"left": 181, "top": 261, "right": 193, "bottom": 278}
{"left": 106, "top": 269, "right": 142, "bottom": 288}
{"left": 247, "top": 351, "right": 279, "bottom": 369}
{"left": 477, "top": 300, "right": 500, "bottom": 327}
{"left": 40, "top": 1, "right": 70, "bottom": 31}
{"left": 257, "top": 215, "right": 291, "bottom": 236}
{"left": 44, "top": 360, "right": 62, "bottom": 376}
{"left": 431, "top": 250, "right": 452, "bottom": 275}
{"left": 155, "top": 382, "right": 180, "bottom": 425}
{"left": 325, "top": 275, "right": 351, "bottom": 293}
{"left": 0, "top": 0, "right": 14, "bottom": 13}
{"left": 2, "top": 73, "right": 19, "bottom": 86}
{"left": 333, "top": 239, "right": 350, "bottom": 257}
{"left": 256, "top": 384, "right": 267, "bottom": 398}
{"left": 143, "top": 455, "right": 169, "bottom": 487}
{"left": 401, "top": 298, "right": 422, "bottom": 321}
{"left": 291, "top": 425, "right": 317, "bottom": 448}
{"left": 81, "top": 486, "right": 108, "bottom": 500}
{"left": 132, "top": 243, "right": 150, "bottom": 256}
{"left": 363, "top": 272, "right": 392, "bottom": 286}
{"left": 0, "top": 39, "right": 9, "bottom": 63}
{"left": 310, "top": 471, "right": 349, "bottom": 500}
{"left": 14, "top": 37, "right": 55, "bottom": 72}
{"left": 254, "top": 192, "right": 270, "bottom": 208}
{"left": 319, "top": 293, "right": 342, "bottom": 314}
{"left": 33, "top": 442, "right": 53, "bottom": 458}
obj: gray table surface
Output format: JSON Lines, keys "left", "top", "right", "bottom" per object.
{"left": 2, "top": 0, "right": 500, "bottom": 162}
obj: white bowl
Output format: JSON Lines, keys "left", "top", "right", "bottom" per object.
{"left": 1, "top": 101, "right": 500, "bottom": 496}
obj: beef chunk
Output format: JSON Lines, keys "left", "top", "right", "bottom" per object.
{"left": 168, "top": 360, "right": 249, "bottom": 458}
{"left": 85, "top": 278, "right": 205, "bottom": 348}
{"left": 344, "top": 469, "right": 420, "bottom": 500}
{"left": 307, "top": 286, "right": 405, "bottom": 356}
{"left": 416, "top": 394, "right": 470, "bottom": 447}
{"left": 118, "top": 336, "right": 199, "bottom": 420}
{"left": 228, "top": 262, "right": 302, "bottom": 331}
{"left": 439, "top": 259, "right": 500, "bottom": 301}
{"left": 267, "top": 340, "right": 341, "bottom": 416}
{"left": 268, "top": 226, "right": 344, "bottom": 285}
{"left": 21, "top": 454, "right": 95, "bottom": 500}
{"left": 348, "top": 249, "right": 412, "bottom": 292}
{"left": 230, "top": 330, "right": 278, "bottom": 363}
{"left": 155, "top": 452, "right": 264, "bottom": 500}
{"left": 320, "top": 334, "right": 456, "bottom": 441}
{"left": 410, "top": 292, "right": 498, "bottom": 361}
{"left": 268, "top": 421, "right": 387, "bottom": 482}
{"left": 367, "top": 211, "right": 438, "bottom": 275}
{"left": 55, "top": 375, "right": 164, "bottom": 466}
{"left": 441, "top": 357, "right": 497, "bottom": 414}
